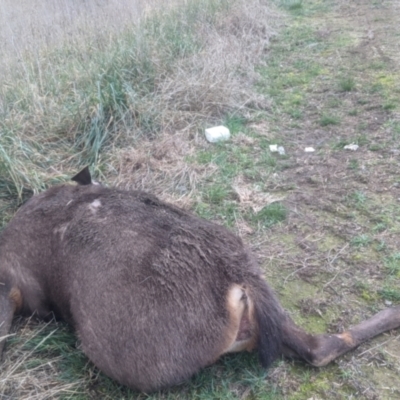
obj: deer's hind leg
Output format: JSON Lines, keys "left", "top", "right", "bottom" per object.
{"left": 281, "top": 306, "right": 400, "bottom": 367}
{"left": 0, "top": 283, "right": 22, "bottom": 358}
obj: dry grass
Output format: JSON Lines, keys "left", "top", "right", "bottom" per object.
{"left": 1, "top": 319, "right": 86, "bottom": 400}
{"left": 114, "top": 130, "right": 217, "bottom": 210}
{"left": 233, "top": 174, "right": 286, "bottom": 213}
{"left": 0, "top": 0, "right": 162, "bottom": 78}
{"left": 0, "top": 0, "right": 281, "bottom": 204}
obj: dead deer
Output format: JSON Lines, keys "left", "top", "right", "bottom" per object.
{"left": 1, "top": 167, "right": 399, "bottom": 392}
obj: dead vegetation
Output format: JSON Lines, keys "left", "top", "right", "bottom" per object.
{"left": 1, "top": 319, "right": 87, "bottom": 400}
{"left": 0, "top": 0, "right": 281, "bottom": 202}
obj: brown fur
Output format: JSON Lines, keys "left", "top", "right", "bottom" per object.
{"left": 0, "top": 168, "right": 399, "bottom": 392}
{"left": 9, "top": 287, "right": 22, "bottom": 312}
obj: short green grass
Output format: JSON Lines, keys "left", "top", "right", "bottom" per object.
{"left": 350, "top": 234, "right": 372, "bottom": 248}
{"left": 319, "top": 114, "right": 340, "bottom": 126}
{"left": 281, "top": 0, "right": 304, "bottom": 11}
{"left": 194, "top": 130, "right": 287, "bottom": 230}
{"left": 251, "top": 203, "right": 287, "bottom": 228}
{"left": 338, "top": 76, "right": 356, "bottom": 92}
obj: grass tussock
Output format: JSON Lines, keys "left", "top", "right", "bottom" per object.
{"left": 0, "top": 0, "right": 281, "bottom": 207}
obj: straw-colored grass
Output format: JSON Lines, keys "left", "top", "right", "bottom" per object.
{"left": 0, "top": 0, "right": 280, "bottom": 205}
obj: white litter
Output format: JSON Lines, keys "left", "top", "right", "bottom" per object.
{"left": 277, "top": 146, "right": 285, "bottom": 155}
{"left": 270, "top": 144, "right": 285, "bottom": 155}
{"left": 204, "top": 126, "right": 230, "bottom": 143}
{"left": 344, "top": 143, "right": 359, "bottom": 151}
{"left": 304, "top": 147, "right": 315, "bottom": 152}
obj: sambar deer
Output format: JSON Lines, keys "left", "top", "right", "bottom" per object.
{"left": 1, "top": 167, "right": 399, "bottom": 392}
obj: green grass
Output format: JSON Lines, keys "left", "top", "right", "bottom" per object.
{"left": 378, "top": 288, "right": 400, "bottom": 302}
{"left": 319, "top": 114, "right": 340, "bottom": 126}
{"left": 338, "top": 76, "right": 356, "bottom": 92}
{"left": 203, "top": 183, "right": 232, "bottom": 205}
{"left": 382, "top": 101, "right": 397, "bottom": 110}
{"left": 385, "top": 253, "right": 400, "bottom": 277}
{"left": 350, "top": 234, "right": 371, "bottom": 247}
{"left": 348, "top": 159, "right": 359, "bottom": 170}
{"left": 351, "top": 190, "right": 367, "bottom": 207}
{"left": 281, "top": 0, "right": 304, "bottom": 11}
{"left": 194, "top": 133, "right": 286, "bottom": 229}
{"left": 251, "top": 203, "right": 287, "bottom": 228}
{"left": 372, "top": 222, "right": 387, "bottom": 233}
{"left": 223, "top": 114, "right": 248, "bottom": 135}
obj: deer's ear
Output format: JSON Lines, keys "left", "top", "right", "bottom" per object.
{"left": 71, "top": 166, "right": 92, "bottom": 185}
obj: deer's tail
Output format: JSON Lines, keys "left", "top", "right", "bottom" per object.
{"left": 251, "top": 278, "right": 284, "bottom": 368}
